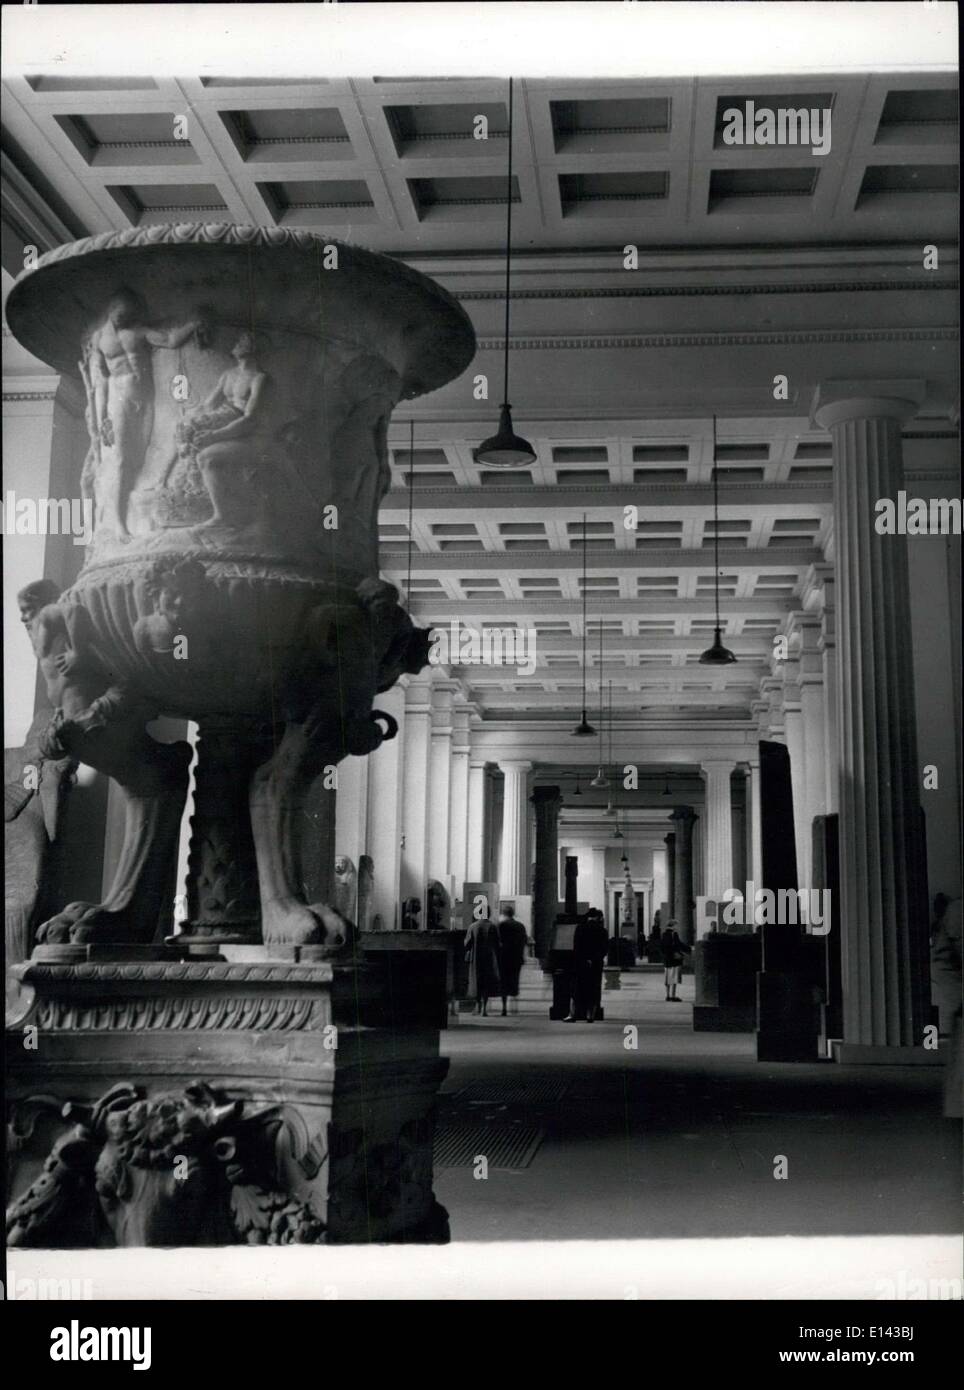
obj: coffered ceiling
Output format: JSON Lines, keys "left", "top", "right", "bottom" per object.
{"left": 2, "top": 68, "right": 959, "bottom": 728}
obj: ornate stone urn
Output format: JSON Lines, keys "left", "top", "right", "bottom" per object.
{"left": 5, "top": 224, "right": 474, "bottom": 1246}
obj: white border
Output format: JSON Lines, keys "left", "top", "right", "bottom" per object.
{"left": 1, "top": 3, "right": 959, "bottom": 81}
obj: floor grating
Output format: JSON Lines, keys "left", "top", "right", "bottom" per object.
{"left": 434, "top": 1120, "right": 546, "bottom": 1170}
{"left": 455, "top": 1078, "right": 570, "bottom": 1106}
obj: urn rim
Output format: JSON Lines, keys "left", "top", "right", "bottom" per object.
{"left": 6, "top": 221, "right": 476, "bottom": 397}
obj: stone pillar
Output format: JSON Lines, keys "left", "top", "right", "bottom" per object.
{"left": 664, "top": 832, "right": 676, "bottom": 915}
{"left": 804, "top": 564, "right": 839, "bottom": 817}
{"left": 366, "top": 683, "right": 406, "bottom": 930}
{"left": 184, "top": 717, "right": 263, "bottom": 940}
{"left": 466, "top": 758, "right": 487, "bottom": 883}
{"left": 499, "top": 760, "right": 533, "bottom": 897}
{"left": 780, "top": 663, "right": 808, "bottom": 886}
{"left": 790, "top": 611, "right": 829, "bottom": 884}
{"left": 702, "top": 761, "right": 734, "bottom": 901}
{"left": 564, "top": 855, "right": 579, "bottom": 915}
{"left": 670, "top": 806, "right": 696, "bottom": 943}
{"left": 427, "top": 681, "right": 456, "bottom": 884}
{"left": 334, "top": 750, "right": 370, "bottom": 869}
{"left": 813, "top": 380, "right": 930, "bottom": 1054}
{"left": 447, "top": 705, "right": 472, "bottom": 891}
{"left": 531, "top": 786, "right": 562, "bottom": 960}
{"left": 400, "top": 676, "right": 433, "bottom": 906}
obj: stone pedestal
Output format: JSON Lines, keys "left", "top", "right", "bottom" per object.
{"left": 693, "top": 934, "right": 760, "bottom": 1032}
{"left": 7, "top": 947, "right": 449, "bottom": 1246}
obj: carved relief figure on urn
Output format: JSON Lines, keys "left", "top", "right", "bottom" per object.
{"left": 83, "top": 288, "right": 208, "bottom": 538}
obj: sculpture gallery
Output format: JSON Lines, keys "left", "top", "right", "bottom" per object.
{"left": 5, "top": 223, "right": 475, "bottom": 1247}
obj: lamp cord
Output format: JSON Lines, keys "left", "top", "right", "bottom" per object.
{"left": 502, "top": 77, "right": 514, "bottom": 407}
{"left": 712, "top": 416, "right": 721, "bottom": 630}
{"left": 580, "top": 511, "right": 588, "bottom": 720}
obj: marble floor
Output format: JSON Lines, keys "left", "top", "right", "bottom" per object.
{"left": 435, "top": 970, "right": 961, "bottom": 1244}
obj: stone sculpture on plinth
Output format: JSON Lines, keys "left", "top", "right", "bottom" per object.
{"left": 4, "top": 224, "right": 475, "bottom": 1247}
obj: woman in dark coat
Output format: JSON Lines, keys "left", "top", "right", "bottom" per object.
{"left": 465, "top": 915, "right": 502, "bottom": 1016}
{"left": 496, "top": 906, "right": 528, "bottom": 1016}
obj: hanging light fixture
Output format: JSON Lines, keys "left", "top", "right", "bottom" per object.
{"left": 572, "top": 511, "right": 596, "bottom": 736}
{"left": 573, "top": 774, "right": 582, "bottom": 797}
{"left": 661, "top": 778, "right": 673, "bottom": 797}
{"left": 590, "top": 621, "right": 608, "bottom": 786}
{"left": 699, "top": 416, "right": 738, "bottom": 665}
{"left": 475, "top": 78, "right": 535, "bottom": 468}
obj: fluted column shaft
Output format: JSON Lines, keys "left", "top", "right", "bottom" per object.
{"left": 447, "top": 706, "right": 472, "bottom": 889}
{"left": 427, "top": 682, "right": 457, "bottom": 884}
{"left": 400, "top": 677, "right": 432, "bottom": 905}
{"left": 702, "top": 761, "right": 734, "bottom": 900}
{"left": 815, "top": 383, "right": 929, "bottom": 1048}
{"left": 499, "top": 760, "right": 532, "bottom": 896}
{"left": 531, "top": 786, "right": 562, "bottom": 959}
{"left": 670, "top": 807, "right": 696, "bottom": 942}
{"left": 466, "top": 759, "right": 487, "bottom": 882}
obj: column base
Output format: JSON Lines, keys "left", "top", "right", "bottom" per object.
{"left": 832, "top": 1042, "right": 945, "bottom": 1066}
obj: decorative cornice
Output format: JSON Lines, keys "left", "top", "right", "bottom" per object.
{"left": 2, "top": 390, "right": 56, "bottom": 401}
{"left": 460, "top": 278, "right": 958, "bottom": 303}
{"left": 477, "top": 327, "right": 958, "bottom": 352}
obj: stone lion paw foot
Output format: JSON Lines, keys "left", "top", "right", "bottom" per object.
{"left": 36, "top": 901, "right": 99, "bottom": 943}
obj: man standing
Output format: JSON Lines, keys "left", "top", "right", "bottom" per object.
{"left": 566, "top": 908, "right": 609, "bottom": 1022}
{"left": 496, "top": 904, "right": 528, "bottom": 1017}
{"left": 465, "top": 913, "right": 501, "bottom": 1017}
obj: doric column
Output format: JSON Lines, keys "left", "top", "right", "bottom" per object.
{"left": 364, "top": 683, "right": 406, "bottom": 930}
{"left": 400, "top": 675, "right": 433, "bottom": 906}
{"left": 334, "top": 750, "right": 369, "bottom": 868}
{"left": 670, "top": 806, "right": 697, "bottom": 943}
{"left": 531, "top": 786, "right": 562, "bottom": 959}
{"left": 466, "top": 758, "right": 487, "bottom": 882}
{"left": 813, "top": 380, "right": 929, "bottom": 1052}
{"left": 778, "top": 657, "right": 808, "bottom": 886}
{"left": 664, "top": 832, "right": 676, "bottom": 914}
{"left": 499, "top": 760, "right": 533, "bottom": 896}
{"left": 427, "top": 680, "right": 457, "bottom": 884}
{"left": 803, "top": 564, "right": 838, "bottom": 816}
{"left": 789, "top": 610, "right": 828, "bottom": 884}
{"left": 702, "top": 761, "right": 734, "bottom": 901}
{"left": 447, "top": 704, "right": 472, "bottom": 889}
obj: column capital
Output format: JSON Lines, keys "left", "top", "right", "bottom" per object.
{"left": 500, "top": 759, "right": 534, "bottom": 775}
{"left": 530, "top": 784, "right": 562, "bottom": 807}
{"left": 801, "top": 562, "right": 835, "bottom": 614}
{"left": 811, "top": 379, "right": 925, "bottom": 430}
{"left": 669, "top": 805, "right": 697, "bottom": 826}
